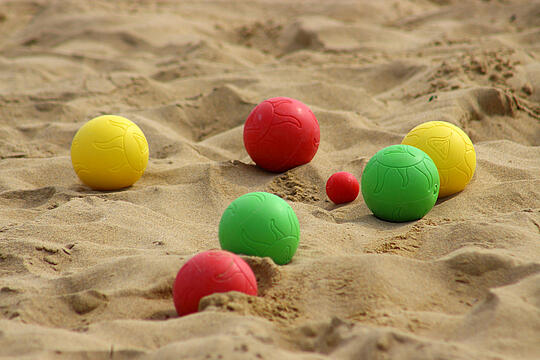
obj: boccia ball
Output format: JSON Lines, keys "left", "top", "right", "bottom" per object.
{"left": 326, "top": 171, "right": 359, "bottom": 204}
{"left": 361, "top": 144, "right": 440, "bottom": 222}
{"left": 172, "top": 250, "right": 257, "bottom": 316}
{"left": 243, "top": 97, "right": 320, "bottom": 172}
{"left": 219, "top": 192, "right": 300, "bottom": 265}
{"left": 402, "top": 121, "right": 476, "bottom": 197}
{"left": 71, "top": 115, "right": 149, "bottom": 190}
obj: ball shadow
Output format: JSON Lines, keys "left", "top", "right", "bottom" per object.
{"left": 68, "top": 183, "right": 135, "bottom": 194}
{"left": 353, "top": 214, "right": 418, "bottom": 230}
{"left": 435, "top": 192, "right": 460, "bottom": 205}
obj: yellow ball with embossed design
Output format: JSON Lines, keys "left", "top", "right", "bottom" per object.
{"left": 71, "top": 115, "right": 149, "bottom": 190}
{"left": 402, "top": 121, "right": 475, "bottom": 198}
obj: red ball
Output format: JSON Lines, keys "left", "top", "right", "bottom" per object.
{"left": 326, "top": 172, "right": 360, "bottom": 204}
{"left": 243, "top": 97, "right": 320, "bottom": 172}
{"left": 172, "top": 250, "right": 257, "bottom": 316}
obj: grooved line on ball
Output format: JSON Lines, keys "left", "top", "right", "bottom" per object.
{"left": 276, "top": 244, "right": 292, "bottom": 265}
{"left": 287, "top": 208, "right": 299, "bottom": 235}
{"left": 238, "top": 193, "right": 266, "bottom": 227}
{"left": 373, "top": 164, "right": 389, "bottom": 194}
{"left": 214, "top": 258, "right": 237, "bottom": 283}
{"left": 405, "top": 145, "right": 419, "bottom": 158}
{"left": 453, "top": 166, "right": 470, "bottom": 179}
{"left": 272, "top": 113, "right": 302, "bottom": 128}
{"left": 92, "top": 135, "right": 127, "bottom": 173}
{"left": 420, "top": 122, "right": 439, "bottom": 130}
{"left": 245, "top": 116, "right": 271, "bottom": 142}
{"left": 384, "top": 146, "right": 407, "bottom": 156}
{"left": 72, "top": 162, "right": 89, "bottom": 175}
{"left": 392, "top": 207, "right": 402, "bottom": 220}
{"left": 270, "top": 218, "right": 285, "bottom": 243}
{"left": 377, "top": 155, "right": 424, "bottom": 168}
{"left": 241, "top": 228, "right": 265, "bottom": 256}
{"left": 440, "top": 170, "right": 449, "bottom": 187}
{"left": 414, "top": 161, "right": 434, "bottom": 189}
{"left": 428, "top": 136, "right": 451, "bottom": 160}
{"left": 232, "top": 257, "right": 257, "bottom": 292}
{"left": 227, "top": 202, "right": 239, "bottom": 217}
{"left": 248, "top": 98, "right": 297, "bottom": 141}
{"left": 111, "top": 119, "right": 144, "bottom": 173}
{"left": 93, "top": 136, "right": 124, "bottom": 151}
{"left": 397, "top": 168, "right": 409, "bottom": 188}
{"left": 129, "top": 132, "right": 148, "bottom": 173}
{"left": 189, "top": 258, "right": 204, "bottom": 274}
{"left": 462, "top": 149, "right": 475, "bottom": 177}
{"left": 264, "top": 99, "right": 292, "bottom": 108}
{"left": 109, "top": 162, "right": 126, "bottom": 173}
{"left": 405, "top": 133, "right": 420, "bottom": 142}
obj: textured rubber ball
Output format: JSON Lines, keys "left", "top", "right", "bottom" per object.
{"left": 243, "top": 97, "right": 320, "bottom": 172}
{"left": 71, "top": 115, "right": 149, "bottom": 190}
{"left": 402, "top": 121, "right": 476, "bottom": 197}
{"left": 361, "top": 144, "right": 440, "bottom": 222}
{"left": 172, "top": 250, "right": 257, "bottom": 316}
{"left": 219, "top": 192, "right": 300, "bottom": 265}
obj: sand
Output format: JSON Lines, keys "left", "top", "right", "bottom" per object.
{"left": 0, "top": 0, "right": 539, "bottom": 359}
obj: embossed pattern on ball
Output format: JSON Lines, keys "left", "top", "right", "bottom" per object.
{"left": 243, "top": 97, "right": 320, "bottom": 173}
{"left": 402, "top": 121, "right": 476, "bottom": 197}
{"left": 71, "top": 115, "right": 149, "bottom": 190}
{"left": 219, "top": 192, "right": 300, "bottom": 265}
{"left": 361, "top": 144, "right": 440, "bottom": 222}
{"left": 172, "top": 250, "right": 258, "bottom": 316}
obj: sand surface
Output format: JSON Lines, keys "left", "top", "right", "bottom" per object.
{"left": 0, "top": 0, "right": 539, "bottom": 359}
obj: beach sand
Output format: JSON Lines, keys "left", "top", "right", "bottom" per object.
{"left": 0, "top": 0, "right": 539, "bottom": 359}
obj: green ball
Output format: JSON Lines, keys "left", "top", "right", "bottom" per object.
{"left": 361, "top": 144, "right": 440, "bottom": 222}
{"left": 219, "top": 192, "right": 300, "bottom": 265}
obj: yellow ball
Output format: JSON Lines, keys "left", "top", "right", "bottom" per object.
{"left": 402, "top": 121, "right": 476, "bottom": 198}
{"left": 71, "top": 115, "right": 149, "bottom": 190}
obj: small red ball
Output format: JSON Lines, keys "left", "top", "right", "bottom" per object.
{"left": 326, "top": 172, "right": 360, "bottom": 204}
{"left": 172, "top": 250, "right": 257, "bottom": 316}
{"left": 243, "top": 97, "right": 320, "bottom": 172}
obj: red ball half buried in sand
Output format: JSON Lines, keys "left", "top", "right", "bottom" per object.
{"left": 243, "top": 97, "right": 320, "bottom": 172}
{"left": 326, "top": 171, "right": 360, "bottom": 204}
{"left": 172, "top": 250, "right": 258, "bottom": 316}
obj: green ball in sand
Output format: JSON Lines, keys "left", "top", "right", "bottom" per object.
{"left": 361, "top": 144, "right": 440, "bottom": 222}
{"left": 219, "top": 192, "right": 300, "bottom": 265}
